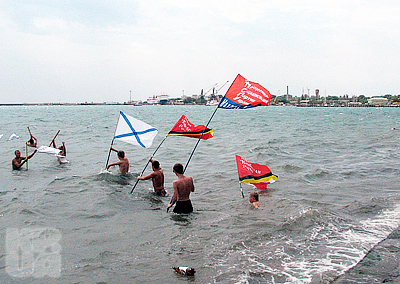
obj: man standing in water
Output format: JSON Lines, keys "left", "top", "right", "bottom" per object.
{"left": 26, "top": 133, "right": 37, "bottom": 148}
{"left": 52, "top": 140, "right": 66, "bottom": 157}
{"left": 167, "top": 163, "right": 195, "bottom": 213}
{"left": 137, "top": 159, "right": 166, "bottom": 196}
{"left": 106, "top": 147, "right": 129, "bottom": 174}
{"left": 12, "top": 149, "right": 37, "bottom": 170}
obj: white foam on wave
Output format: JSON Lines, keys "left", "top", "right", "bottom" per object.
{"left": 278, "top": 204, "right": 400, "bottom": 283}
{"left": 360, "top": 203, "right": 400, "bottom": 237}
{"left": 218, "top": 203, "right": 400, "bottom": 284}
{"left": 205, "top": 202, "right": 400, "bottom": 282}
{"left": 99, "top": 169, "right": 112, "bottom": 175}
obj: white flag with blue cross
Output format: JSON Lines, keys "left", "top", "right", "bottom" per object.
{"left": 114, "top": 111, "right": 158, "bottom": 148}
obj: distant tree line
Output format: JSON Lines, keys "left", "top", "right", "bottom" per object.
{"left": 272, "top": 93, "right": 400, "bottom": 105}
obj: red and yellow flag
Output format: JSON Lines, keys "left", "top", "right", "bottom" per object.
{"left": 167, "top": 115, "right": 213, "bottom": 140}
{"left": 235, "top": 155, "right": 278, "bottom": 189}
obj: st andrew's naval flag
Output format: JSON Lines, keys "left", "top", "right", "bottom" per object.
{"left": 235, "top": 155, "right": 278, "bottom": 189}
{"left": 219, "top": 74, "right": 272, "bottom": 109}
{"left": 167, "top": 115, "right": 213, "bottom": 140}
{"left": 114, "top": 111, "right": 158, "bottom": 148}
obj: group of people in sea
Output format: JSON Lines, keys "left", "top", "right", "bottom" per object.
{"left": 11, "top": 129, "right": 66, "bottom": 170}
{"left": 12, "top": 129, "right": 261, "bottom": 213}
{"left": 106, "top": 147, "right": 195, "bottom": 214}
{"left": 12, "top": 127, "right": 263, "bottom": 279}
{"left": 106, "top": 146, "right": 262, "bottom": 213}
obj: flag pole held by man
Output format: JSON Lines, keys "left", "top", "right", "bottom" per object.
{"left": 105, "top": 111, "right": 158, "bottom": 175}
{"left": 183, "top": 74, "right": 272, "bottom": 174}
{"left": 133, "top": 114, "right": 213, "bottom": 194}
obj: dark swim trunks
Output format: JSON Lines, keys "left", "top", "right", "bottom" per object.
{"left": 155, "top": 189, "right": 166, "bottom": 197}
{"left": 173, "top": 200, "right": 193, "bottom": 214}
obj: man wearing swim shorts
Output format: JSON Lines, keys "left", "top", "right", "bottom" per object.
{"left": 167, "top": 163, "right": 195, "bottom": 213}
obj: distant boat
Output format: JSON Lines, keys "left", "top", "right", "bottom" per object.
{"left": 158, "top": 94, "right": 169, "bottom": 105}
{"left": 206, "top": 100, "right": 219, "bottom": 106}
{"left": 146, "top": 98, "right": 157, "bottom": 104}
{"left": 146, "top": 94, "right": 169, "bottom": 105}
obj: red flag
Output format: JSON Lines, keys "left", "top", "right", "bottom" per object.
{"left": 167, "top": 115, "right": 213, "bottom": 140}
{"left": 235, "top": 155, "right": 278, "bottom": 188}
{"left": 219, "top": 74, "right": 272, "bottom": 109}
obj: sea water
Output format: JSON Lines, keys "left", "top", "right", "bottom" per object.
{"left": 1, "top": 105, "right": 400, "bottom": 283}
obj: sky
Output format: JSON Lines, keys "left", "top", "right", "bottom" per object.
{"left": 1, "top": 0, "right": 400, "bottom": 103}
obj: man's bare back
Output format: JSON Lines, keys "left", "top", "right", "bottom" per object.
{"left": 173, "top": 176, "right": 194, "bottom": 201}
{"left": 107, "top": 148, "right": 129, "bottom": 174}
{"left": 150, "top": 169, "right": 164, "bottom": 191}
{"left": 167, "top": 163, "right": 195, "bottom": 213}
{"left": 116, "top": 157, "right": 129, "bottom": 174}
{"left": 137, "top": 160, "right": 165, "bottom": 196}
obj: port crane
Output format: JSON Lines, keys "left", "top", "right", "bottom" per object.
{"left": 201, "top": 83, "right": 218, "bottom": 96}
{"left": 214, "top": 80, "right": 229, "bottom": 95}
{"left": 201, "top": 80, "right": 230, "bottom": 98}
{"left": 274, "top": 90, "right": 280, "bottom": 104}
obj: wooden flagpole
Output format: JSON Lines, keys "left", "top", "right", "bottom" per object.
{"left": 25, "top": 127, "right": 30, "bottom": 169}
{"left": 130, "top": 136, "right": 168, "bottom": 193}
{"left": 25, "top": 143, "right": 28, "bottom": 170}
{"left": 49, "top": 130, "right": 60, "bottom": 147}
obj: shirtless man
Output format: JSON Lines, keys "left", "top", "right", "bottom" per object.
{"left": 249, "top": 192, "right": 262, "bottom": 208}
{"left": 137, "top": 159, "right": 166, "bottom": 196}
{"left": 52, "top": 140, "right": 66, "bottom": 157}
{"left": 26, "top": 133, "right": 37, "bottom": 148}
{"left": 106, "top": 147, "right": 129, "bottom": 174}
{"left": 167, "top": 163, "right": 195, "bottom": 213}
{"left": 12, "top": 149, "right": 37, "bottom": 170}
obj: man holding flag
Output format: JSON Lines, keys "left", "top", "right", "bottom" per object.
{"left": 131, "top": 114, "right": 211, "bottom": 193}
{"left": 105, "top": 111, "right": 158, "bottom": 176}
{"left": 107, "top": 147, "right": 130, "bottom": 175}
{"left": 167, "top": 163, "right": 195, "bottom": 214}
{"left": 137, "top": 159, "right": 166, "bottom": 196}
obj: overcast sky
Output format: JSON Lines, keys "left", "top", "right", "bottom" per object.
{"left": 1, "top": 0, "right": 399, "bottom": 103}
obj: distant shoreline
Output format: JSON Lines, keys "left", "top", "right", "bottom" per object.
{"left": 1, "top": 103, "right": 399, "bottom": 108}
{"left": 0, "top": 103, "right": 127, "bottom": 106}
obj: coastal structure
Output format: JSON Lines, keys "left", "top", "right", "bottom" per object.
{"left": 367, "top": 97, "right": 388, "bottom": 106}
{"left": 146, "top": 94, "right": 169, "bottom": 105}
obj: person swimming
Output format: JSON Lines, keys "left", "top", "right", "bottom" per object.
{"left": 249, "top": 192, "right": 262, "bottom": 208}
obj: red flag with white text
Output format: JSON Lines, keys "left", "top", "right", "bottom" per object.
{"left": 167, "top": 115, "right": 213, "bottom": 140}
{"left": 235, "top": 155, "right": 278, "bottom": 189}
{"left": 218, "top": 74, "right": 272, "bottom": 109}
